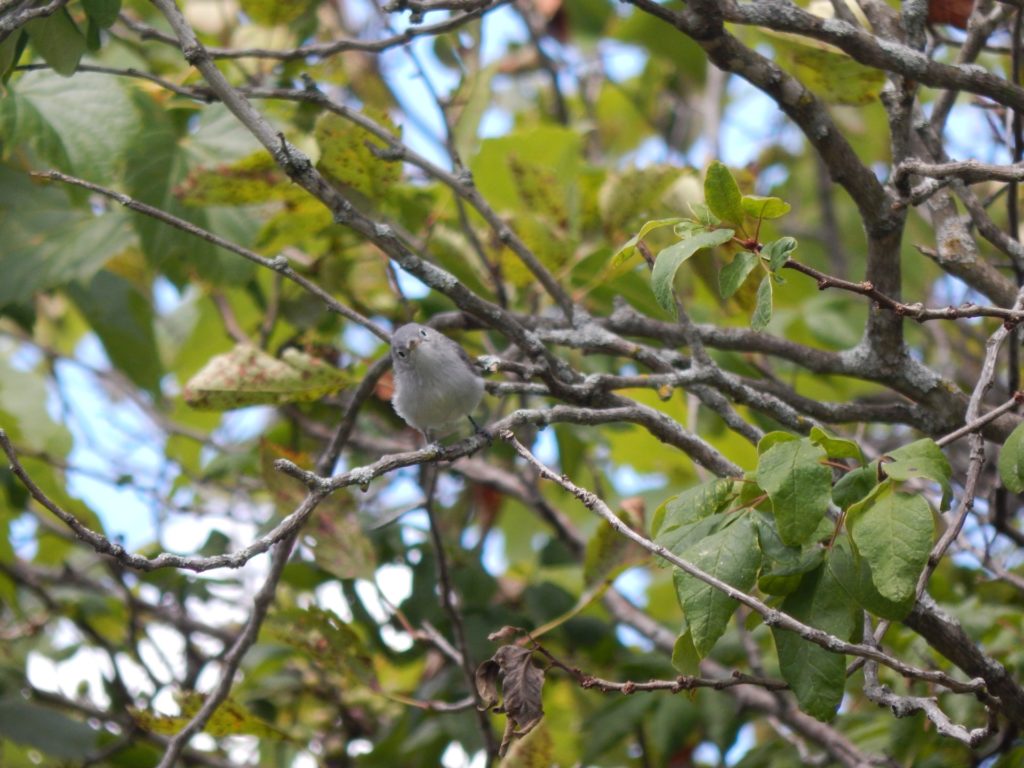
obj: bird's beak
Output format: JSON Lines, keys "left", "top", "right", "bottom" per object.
{"left": 405, "top": 338, "right": 420, "bottom": 353}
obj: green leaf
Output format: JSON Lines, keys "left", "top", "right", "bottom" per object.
{"left": 265, "top": 606, "right": 376, "bottom": 683}
{"left": 883, "top": 438, "right": 952, "bottom": 510}
{"left": 0, "top": 30, "right": 24, "bottom": 77}
{"left": 671, "top": 628, "right": 701, "bottom": 676}
{"left": 750, "top": 274, "right": 773, "bottom": 331}
{"left": 704, "top": 161, "right": 745, "bottom": 227}
{"left": 82, "top": 0, "right": 122, "bottom": 28}
{"left": 828, "top": 534, "right": 912, "bottom": 620}
{"left": 0, "top": 168, "right": 135, "bottom": 305}
{"left": 309, "top": 508, "right": 378, "bottom": 580}
{"left": 472, "top": 125, "right": 581, "bottom": 217}
{"left": 998, "top": 421, "right": 1024, "bottom": 493}
{"left": 24, "top": 8, "right": 86, "bottom": 76}
{"left": 452, "top": 63, "right": 497, "bottom": 161}
{"left": 831, "top": 465, "right": 877, "bottom": 510}
{"left": 650, "top": 228, "right": 735, "bottom": 316}
{"left": 719, "top": 251, "right": 758, "bottom": 299}
{"left": 772, "top": 564, "right": 856, "bottom": 721}
{"left": 762, "top": 237, "right": 797, "bottom": 273}
{"left": 846, "top": 483, "right": 934, "bottom": 604}
{"left": 688, "top": 202, "right": 720, "bottom": 228}
{"left": 65, "top": 271, "right": 164, "bottom": 395}
{"left": 0, "top": 697, "right": 99, "bottom": 758}
{"left": 655, "top": 487, "right": 737, "bottom": 565}
{"left": 753, "top": 511, "right": 826, "bottom": 595}
{"left": 122, "top": 99, "right": 262, "bottom": 285}
{"left": 584, "top": 505, "right": 646, "bottom": 585}
{"left": 809, "top": 426, "right": 864, "bottom": 463}
{"left": 610, "top": 218, "right": 684, "bottom": 268}
{"left": 0, "top": 354, "right": 71, "bottom": 457}
{"left": 673, "top": 516, "right": 760, "bottom": 657}
{"left": 581, "top": 696, "right": 658, "bottom": 764}
{"left": 652, "top": 477, "right": 737, "bottom": 537}
{"left": 741, "top": 195, "right": 791, "bottom": 220}
{"left": 757, "top": 431, "right": 799, "bottom": 456}
{"left": 756, "top": 438, "right": 831, "bottom": 546}
{"left": 0, "top": 70, "right": 138, "bottom": 184}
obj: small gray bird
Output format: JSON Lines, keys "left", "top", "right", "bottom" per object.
{"left": 390, "top": 323, "right": 485, "bottom": 442}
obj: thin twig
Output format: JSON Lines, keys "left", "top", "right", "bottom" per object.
{"left": 423, "top": 465, "right": 499, "bottom": 760}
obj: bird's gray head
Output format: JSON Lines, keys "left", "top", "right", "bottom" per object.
{"left": 391, "top": 323, "right": 448, "bottom": 369}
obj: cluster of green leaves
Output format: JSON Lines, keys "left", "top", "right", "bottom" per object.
{"left": 614, "top": 161, "right": 796, "bottom": 330}
{"left": 654, "top": 428, "right": 949, "bottom": 721}
{"left": 1, "top": 0, "right": 120, "bottom": 80}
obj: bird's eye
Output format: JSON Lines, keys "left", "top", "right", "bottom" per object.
{"left": 419, "top": 328, "right": 428, "bottom": 338}
{"left": 396, "top": 350, "right": 406, "bottom": 359}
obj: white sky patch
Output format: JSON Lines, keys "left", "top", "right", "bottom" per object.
{"left": 441, "top": 742, "right": 472, "bottom": 768}
{"left": 478, "top": 105, "right": 513, "bottom": 139}
{"left": 481, "top": 529, "right": 508, "bottom": 575}
{"left": 225, "top": 735, "right": 260, "bottom": 764}
{"left": 56, "top": 344, "right": 166, "bottom": 550}
{"left": 376, "top": 563, "right": 413, "bottom": 606}
{"left": 354, "top": 579, "right": 389, "bottom": 623}
{"left": 9, "top": 513, "right": 38, "bottom": 559}
{"left": 694, "top": 741, "right": 722, "bottom": 766}
{"left": 725, "top": 723, "right": 756, "bottom": 765}
{"left": 611, "top": 466, "right": 666, "bottom": 495}
{"left": 115, "top": 652, "right": 157, "bottom": 699}
{"left": 532, "top": 428, "right": 558, "bottom": 465}
{"left": 343, "top": 323, "right": 387, "bottom": 357}
{"left": 194, "top": 661, "right": 225, "bottom": 693}
{"left": 600, "top": 40, "right": 647, "bottom": 81}
{"left": 391, "top": 264, "right": 431, "bottom": 298}
{"left": 161, "top": 512, "right": 260, "bottom": 559}
{"left": 151, "top": 687, "right": 179, "bottom": 716}
{"left": 190, "top": 733, "right": 216, "bottom": 752}
{"left": 216, "top": 406, "right": 276, "bottom": 443}
{"left": 347, "top": 738, "right": 373, "bottom": 757}
{"left": 27, "top": 646, "right": 114, "bottom": 708}
{"left": 152, "top": 275, "right": 188, "bottom": 314}
{"left": 140, "top": 624, "right": 187, "bottom": 682}
{"left": 613, "top": 567, "right": 651, "bottom": 607}
{"left": 380, "top": 624, "right": 413, "bottom": 652}
{"left": 315, "top": 581, "right": 354, "bottom": 622}
{"left": 614, "top": 624, "right": 654, "bottom": 651}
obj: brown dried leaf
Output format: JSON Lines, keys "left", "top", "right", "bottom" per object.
{"left": 477, "top": 644, "right": 546, "bottom": 754}
{"left": 475, "top": 658, "right": 501, "bottom": 710}
{"left": 494, "top": 645, "right": 544, "bottom": 733}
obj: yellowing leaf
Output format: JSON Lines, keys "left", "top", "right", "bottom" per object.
{"left": 183, "top": 345, "right": 349, "bottom": 409}
{"left": 240, "top": 0, "right": 315, "bottom": 26}
{"left": 176, "top": 152, "right": 293, "bottom": 206}
{"left": 132, "top": 693, "right": 282, "bottom": 738}
{"left": 315, "top": 110, "right": 402, "bottom": 200}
